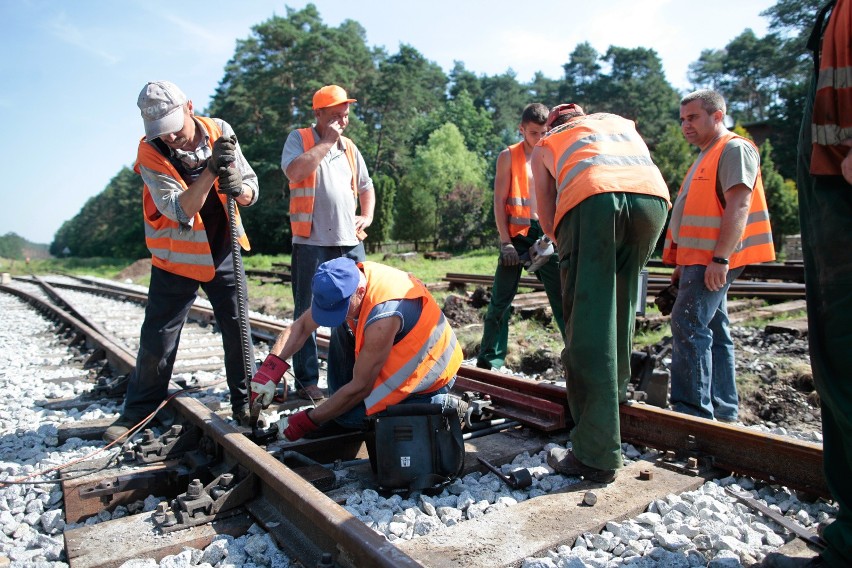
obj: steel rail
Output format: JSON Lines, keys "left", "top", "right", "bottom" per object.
{"left": 3, "top": 280, "right": 425, "bottom": 567}
{"left": 444, "top": 272, "right": 806, "bottom": 300}
{"left": 0, "top": 283, "right": 137, "bottom": 375}
{"left": 454, "top": 364, "right": 828, "bottom": 499}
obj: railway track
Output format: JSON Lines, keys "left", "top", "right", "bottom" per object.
{"left": 0, "top": 275, "right": 829, "bottom": 567}
{"left": 444, "top": 272, "right": 807, "bottom": 301}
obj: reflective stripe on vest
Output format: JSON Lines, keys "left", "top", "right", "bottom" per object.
{"left": 506, "top": 142, "right": 532, "bottom": 237}
{"left": 354, "top": 262, "right": 463, "bottom": 416}
{"left": 539, "top": 114, "right": 670, "bottom": 230}
{"left": 288, "top": 128, "right": 358, "bottom": 238}
{"left": 662, "top": 132, "right": 775, "bottom": 268}
{"left": 135, "top": 116, "right": 250, "bottom": 282}
{"left": 810, "top": 0, "right": 852, "bottom": 175}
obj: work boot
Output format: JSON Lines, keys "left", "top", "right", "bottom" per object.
{"left": 232, "top": 407, "right": 250, "bottom": 427}
{"left": 103, "top": 416, "right": 136, "bottom": 443}
{"left": 431, "top": 393, "right": 469, "bottom": 424}
{"left": 295, "top": 384, "right": 326, "bottom": 401}
{"left": 546, "top": 447, "right": 616, "bottom": 483}
{"left": 760, "top": 553, "right": 826, "bottom": 567}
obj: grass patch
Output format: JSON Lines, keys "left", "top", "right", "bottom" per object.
{"left": 740, "top": 309, "right": 807, "bottom": 328}
{"left": 633, "top": 324, "right": 671, "bottom": 350}
{"left": 0, "top": 256, "right": 135, "bottom": 279}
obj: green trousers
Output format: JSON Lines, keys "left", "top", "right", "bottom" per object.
{"left": 477, "top": 220, "right": 564, "bottom": 370}
{"left": 797, "top": 73, "right": 852, "bottom": 568}
{"left": 556, "top": 192, "right": 667, "bottom": 471}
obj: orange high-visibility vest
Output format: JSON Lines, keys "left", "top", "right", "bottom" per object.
{"left": 135, "top": 116, "right": 250, "bottom": 282}
{"left": 355, "top": 262, "right": 462, "bottom": 416}
{"left": 663, "top": 132, "right": 775, "bottom": 269}
{"left": 288, "top": 128, "right": 358, "bottom": 238}
{"left": 538, "top": 113, "right": 670, "bottom": 231}
{"left": 506, "top": 142, "right": 532, "bottom": 237}
{"left": 810, "top": 0, "right": 852, "bottom": 175}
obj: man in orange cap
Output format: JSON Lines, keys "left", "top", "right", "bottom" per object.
{"left": 281, "top": 85, "right": 375, "bottom": 402}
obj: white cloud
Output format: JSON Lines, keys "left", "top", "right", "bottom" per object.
{"left": 45, "top": 13, "right": 121, "bottom": 65}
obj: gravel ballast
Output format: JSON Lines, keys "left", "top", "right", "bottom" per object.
{"left": 0, "top": 289, "right": 835, "bottom": 568}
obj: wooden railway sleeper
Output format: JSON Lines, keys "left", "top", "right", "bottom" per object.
{"left": 154, "top": 465, "right": 258, "bottom": 533}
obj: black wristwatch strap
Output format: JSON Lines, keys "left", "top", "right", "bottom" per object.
{"left": 712, "top": 256, "right": 729, "bottom": 265}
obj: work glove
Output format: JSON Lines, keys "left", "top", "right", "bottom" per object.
{"left": 207, "top": 135, "right": 237, "bottom": 174}
{"left": 526, "top": 236, "right": 555, "bottom": 273}
{"left": 654, "top": 283, "right": 679, "bottom": 316}
{"left": 250, "top": 354, "right": 289, "bottom": 408}
{"left": 499, "top": 242, "right": 520, "bottom": 266}
{"left": 282, "top": 409, "right": 319, "bottom": 442}
{"left": 216, "top": 165, "right": 243, "bottom": 198}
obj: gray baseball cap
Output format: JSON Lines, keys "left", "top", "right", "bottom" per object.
{"left": 137, "top": 81, "right": 187, "bottom": 140}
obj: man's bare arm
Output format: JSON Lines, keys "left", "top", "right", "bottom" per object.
{"left": 704, "top": 184, "right": 752, "bottom": 291}
{"left": 492, "top": 149, "right": 513, "bottom": 243}
{"left": 308, "top": 317, "right": 400, "bottom": 424}
{"left": 531, "top": 146, "right": 557, "bottom": 240}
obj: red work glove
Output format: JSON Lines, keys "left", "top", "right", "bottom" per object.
{"left": 250, "top": 354, "right": 289, "bottom": 407}
{"left": 282, "top": 410, "right": 318, "bottom": 442}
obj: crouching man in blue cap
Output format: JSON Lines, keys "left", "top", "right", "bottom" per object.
{"left": 251, "top": 257, "right": 464, "bottom": 440}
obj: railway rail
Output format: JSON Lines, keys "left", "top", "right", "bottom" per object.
{"left": 0, "top": 275, "right": 829, "bottom": 567}
{"left": 444, "top": 272, "right": 807, "bottom": 301}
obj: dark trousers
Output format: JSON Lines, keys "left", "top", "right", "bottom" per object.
{"left": 326, "top": 323, "right": 449, "bottom": 429}
{"left": 797, "top": 73, "right": 852, "bottom": 567}
{"left": 477, "top": 220, "right": 564, "bottom": 369}
{"left": 556, "top": 192, "right": 667, "bottom": 471}
{"left": 122, "top": 256, "right": 254, "bottom": 421}
{"left": 290, "top": 242, "right": 365, "bottom": 389}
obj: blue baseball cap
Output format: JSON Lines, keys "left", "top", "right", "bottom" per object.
{"left": 311, "top": 258, "right": 361, "bottom": 327}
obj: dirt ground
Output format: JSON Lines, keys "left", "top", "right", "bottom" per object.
{"left": 116, "top": 258, "right": 152, "bottom": 281}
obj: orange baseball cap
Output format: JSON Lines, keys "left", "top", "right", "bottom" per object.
{"left": 312, "top": 85, "right": 356, "bottom": 110}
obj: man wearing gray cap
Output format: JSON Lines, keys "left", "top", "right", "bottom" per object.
{"left": 281, "top": 84, "right": 376, "bottom": 402}
{"left": 104, "top": 80, "right": 260, "bottom": 442}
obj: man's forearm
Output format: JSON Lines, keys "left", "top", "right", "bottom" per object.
{"left": 177, "top": 169, "right": 217, "bottom": 218}
{"left": 285, "top": 141, "right": 334, "bottom": 182}
{"left": 714, "top": 186, "right": 751, "bottom": 259}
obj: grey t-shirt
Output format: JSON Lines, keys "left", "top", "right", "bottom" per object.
{"left": 281, "top": 127, "right": 373, "bottom": 246}
{"left": 669, "top": 136, "right": 760, "bottom": 244}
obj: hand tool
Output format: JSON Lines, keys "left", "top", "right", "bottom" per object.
{"left": 477, "top": 456, "right": 533, "bottom": 489}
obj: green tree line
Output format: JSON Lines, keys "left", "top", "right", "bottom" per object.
{"left": 51, "top": 0, "right": 820, "bottom": 259}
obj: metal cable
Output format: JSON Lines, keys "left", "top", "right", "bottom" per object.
{"left": 227, "top": 193, "right": 254, "bottom": 400}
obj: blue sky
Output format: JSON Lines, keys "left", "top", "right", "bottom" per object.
{"left": 0, "top": 0, "right": 774, "bottom": 245}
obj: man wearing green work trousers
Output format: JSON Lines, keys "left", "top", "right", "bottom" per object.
{"left": 764, "top": 1, "right": 852, "bottom": 566}
{"left": 531, "top": 104, "right": 670, "bottom": 483}
{"left": 477, "top": 103, "right": 564, "bottom": 371}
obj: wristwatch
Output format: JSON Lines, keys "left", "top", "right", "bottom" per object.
{"left": 711, "top": 256, "right": 729, "bottom": 265}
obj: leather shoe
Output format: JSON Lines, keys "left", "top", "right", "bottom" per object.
{"left": 296, "top": 384, "right": 326, "bottom": 401}
{"left": 547, "top": 447, "right": 616, "bottom": 483}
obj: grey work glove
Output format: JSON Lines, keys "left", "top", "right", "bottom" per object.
{"left": 499, "top": 242, "right": 520, "bottom": 266}
{"left": 216, "top": 165, "right": 243, "bottom": 198}
{"left": 207, "top": 135, "right": 237, "bottom": 174}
